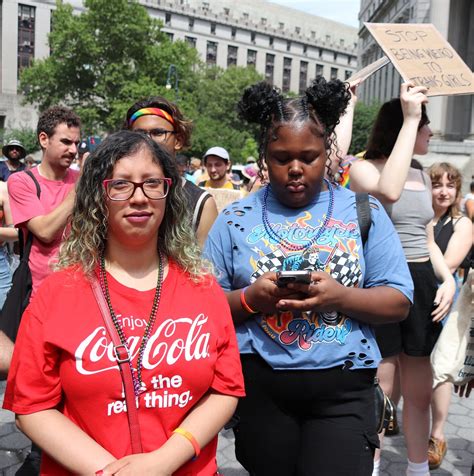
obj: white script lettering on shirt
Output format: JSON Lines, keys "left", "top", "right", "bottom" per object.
{"left": 75, "top": 314, "right": 211, "bottom": 375}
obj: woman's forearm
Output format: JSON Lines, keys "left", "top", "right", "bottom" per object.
{"left": 0, "top": 226, "right": 18, "bottom": 242}
{"left": 337, "top": 286, "right": 411, "bottom": 325}
{"left": 17, "top": 410, "right": 116, "bottom": 474}
{"left": 147, "top": 392, "right": 238, "bottom": 474}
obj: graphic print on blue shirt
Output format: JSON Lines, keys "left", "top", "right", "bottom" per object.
{"left": 247, "top": 207, "right": 362, "bottom": 349}
{"left": 205, "top": 186, "right": 413, "bottom": 370}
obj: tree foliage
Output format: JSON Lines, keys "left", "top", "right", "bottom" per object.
{"left": 20, "top": 0, "right": 200, "bottom": 133}
{"left": 187, "top": 66, "right": 262, "bottom": 161}
{"left": 349, "top": 101, "right": 381, "bottom": 155}
{"left": 2, "top": 128, "right": 39, "bottom": 154}
{"left": 19, "top": 1, "right": 264, "bottom": 158}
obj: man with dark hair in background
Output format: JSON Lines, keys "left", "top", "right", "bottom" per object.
{"left": 0, "top": 106, "right": 81, "bottom": 475}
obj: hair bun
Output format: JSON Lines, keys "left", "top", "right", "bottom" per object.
{"left": 238, "top": 82, "right": 282, "bottom": 124}
{"left": 305, "top": 76, "right": 351, "bottom": 132}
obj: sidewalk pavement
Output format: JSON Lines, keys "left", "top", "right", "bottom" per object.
{"left": 1, "top": 380, "right": 472, "bottom": 475}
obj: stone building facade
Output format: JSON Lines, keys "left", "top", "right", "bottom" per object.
{"left": 0, "top": 0, "right": 358, "bottom": 131}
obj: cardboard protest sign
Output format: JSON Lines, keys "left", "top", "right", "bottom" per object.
{"left": 346, "top": 56, "right": 390, "bottom": 85}
{"left": 365, "top": 23, "right": 474, "bottom": 96}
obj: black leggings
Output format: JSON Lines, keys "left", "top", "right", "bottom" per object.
{"left": 233, "top": 354, "right": 379, "bottom": 476}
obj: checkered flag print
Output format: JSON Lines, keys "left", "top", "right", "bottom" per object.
{"left": 251, "top": 249, "right": 286, "bottom": 281}
{"left": 328, "top": 247, "right": 362, "bottom": 288}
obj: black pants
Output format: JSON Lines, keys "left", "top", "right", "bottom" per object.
{"left": 234, "top": 355, "right": 379, "bottom": 476}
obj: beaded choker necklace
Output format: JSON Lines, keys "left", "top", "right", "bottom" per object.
{"left": 261, "top": 178, "right": 334, "bottom": 252}
{"left": 99, "top": 250, "right": 164, "bottom": 396}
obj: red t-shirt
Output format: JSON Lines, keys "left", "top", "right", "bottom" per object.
{"left": 3, "top": 261, "right": 244, "bottom": 475}
{"left": 7, "top": 166, "right": 79, "bottom": 295}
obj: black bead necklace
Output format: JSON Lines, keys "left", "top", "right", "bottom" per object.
{"left": 99, "top": 250, "right": 164, "bottom": 396}
{"left": 261, "top": 178, "right": 335, "bottom": 252}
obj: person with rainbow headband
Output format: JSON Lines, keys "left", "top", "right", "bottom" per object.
{"left": 124, "top": 98, "right": 218, "bottom": 248}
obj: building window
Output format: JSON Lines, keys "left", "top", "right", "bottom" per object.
{"left": 189, "top": 17, "right": 194, "bottom": 29}
{"left": 295, "top": 26, "right": 301, "bottom": 34}
{"left": 223, "top": 7, "right": 230, "bottom": 15}
{"left": 227, "top": 45, "right": 238, "bottom": 67}
{"left": 316, "top": 64, "right": 324, "bottom": 77}
{"left": 261, "top": 17, "right": 267, "bottom": 25}
{"left": 286, "top": 40, "right": 291, "bottom": 52}
{"left": 269, "top": 36, "right": 274, "bottom": 47}
{"left": 319, "top": 48, "right": 323, "bottom": 58}
{"left": 299, "top": 61, "right": 308, "bottom": 94}
{"left": 303, "top": 44, "right": 307, "bottom": 54}
{"left": 202, "top": 2, "right": 209, "bottom": 12}
{"left": 251, "top": 32, "right": 256, "bottom": 43}
{"left": 165, "top": 12, "right": 171, "bottom": 25}
{"left": 18, "top": 4, "right": 35, "bottom": 79}
{"left": 185, "top": 36, "right": 197, "bottom": 48}
{"left": 206, "top": 41, "right": 217, "bottom": 65}
{"left": 345, "top": 70, "right": 352, "bottom": 80}
{"left": 282, "top": 57, "right": 292, "bottom": 93}
{"left": 279, "top": 22, "right": 284, "bottom": 29}
{"left": 231, "top": 26, "right": 236, "bottom": 39}
{"left": 330, "top": 67, "right": 338, "bottom": 80}
{"left": 334, "top": 52, "right": 338, "bottom": 61}
{"left": 265, "top": 53, "right": 275, "bottom": 84}
{"left": 165, "top": 32, "right": 174, "bottom": 41}
{"left": 247, "top": 49, "right": 257, "bottom": 68}
{"left": 210, "top": 22, "right": 216, "bottom": 34}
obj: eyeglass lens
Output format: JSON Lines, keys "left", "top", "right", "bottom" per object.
{"left": 106, "top": 179, "right": 169, "bottom": 200}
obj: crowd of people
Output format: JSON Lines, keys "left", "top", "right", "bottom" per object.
{"left": 0, "top": 75, "right": 472, "bottom": 476}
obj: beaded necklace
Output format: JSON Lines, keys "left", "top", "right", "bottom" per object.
{"left": 261, "top": 178, "right": 334, "bottom": 252}
{"left": 99, "top": 250, "right": 164, "bottom": 396}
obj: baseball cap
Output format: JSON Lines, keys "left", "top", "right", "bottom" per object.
{"left": 203, "top": 146, "right": 230, "bottom": 163}
{"left": 2, "top": 139, "right": 26, "bottom": 159}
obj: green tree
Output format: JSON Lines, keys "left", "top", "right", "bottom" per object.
{"left": 240, "top": 137, "right": 258, "bottom": 164}
{"left": 2, "top": 128, "right": 39, "bottom": 154}
{"left": 20, "top": 0, "right": 200, "bottom": 133}
{"left": 188, "top": 66, "right": 263, "bottom": 161}
{"left": 349, "top": 101, "right": 381, "bottom": 155}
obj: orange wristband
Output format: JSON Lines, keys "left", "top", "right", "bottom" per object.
{"left": 173, "top": 427, "right": 201, "bottom": 459}
{"left": 240, "top": 286, "right": 258, "bottom": 314}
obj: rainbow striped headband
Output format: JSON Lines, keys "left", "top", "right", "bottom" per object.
{"left": 129, "top": 107, "right": 175, "bottom": 127}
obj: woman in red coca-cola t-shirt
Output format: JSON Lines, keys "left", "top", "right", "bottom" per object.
{"left": 3, "top": 130, "right": 244, "bottom": 476}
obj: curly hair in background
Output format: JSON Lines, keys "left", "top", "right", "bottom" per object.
{"left": 37, "top": 106, "right": 81, "bottom": 141}
{"left": 237, "top": 76, "right": 351, "bottom": 183}
{"left": 57, "top": 130, "right": 209, "bottom": 280}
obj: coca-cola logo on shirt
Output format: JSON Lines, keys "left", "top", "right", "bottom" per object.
{"left": 75, "top": 314, "right": 211, "bottom": 375}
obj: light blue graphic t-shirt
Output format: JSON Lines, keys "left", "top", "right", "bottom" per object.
{"left": 205, "top": 185, "right": 413, "bottom": 371}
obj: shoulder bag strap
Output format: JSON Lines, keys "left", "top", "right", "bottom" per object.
{"left": 90, "top": 275, "right": 143, "bottom": 454}
{"left": 19, "top": 171, "right": 42, "bottom": 261}
{"left": 355, "top": 193, "right": 371, "bottom": 246}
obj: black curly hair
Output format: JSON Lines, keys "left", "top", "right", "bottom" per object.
{"left": 238, "top": 76, "right": 351, "bottom": 182}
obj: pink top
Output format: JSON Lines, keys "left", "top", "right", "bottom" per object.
{"left": 7, "top": 166, "right": 79, "bottom": 294}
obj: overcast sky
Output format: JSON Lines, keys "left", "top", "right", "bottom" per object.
{"left": 269, "top": 0, "right": 361, "bottom": 28}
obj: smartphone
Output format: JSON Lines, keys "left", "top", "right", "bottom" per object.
{"left": 276, "top": 270, "right": 312, "bottom": 287}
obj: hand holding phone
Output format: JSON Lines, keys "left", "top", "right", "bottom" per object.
{"left": 276, "top": 270, "right": 312, "bottom": 288}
